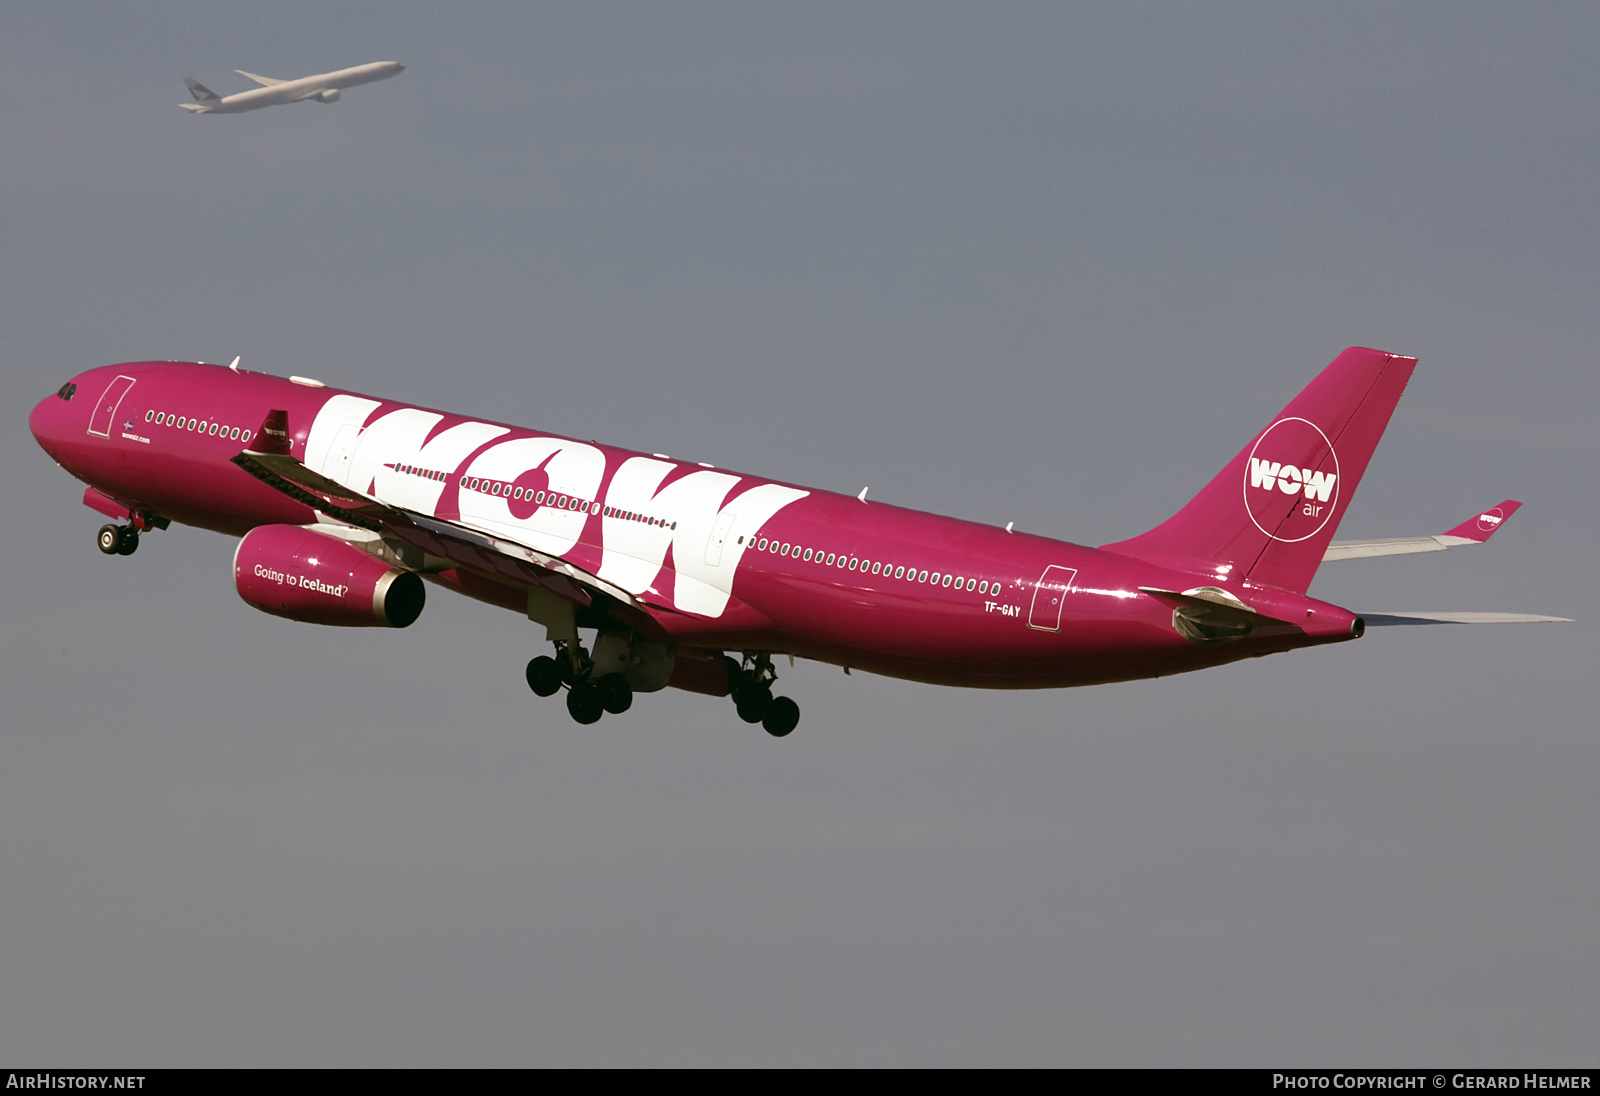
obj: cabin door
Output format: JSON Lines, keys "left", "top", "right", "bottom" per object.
{"left": 1027, "top": 565, "right": 1078, "bottom": 632}
{"left": 87, "top": 375, "right": 137, "bottom": 438}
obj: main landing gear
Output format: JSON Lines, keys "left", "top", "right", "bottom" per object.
{"left": 726, "top": 653, "right": 801, "bottom": 738}
{"left": 97, "top": 524, "right": 139, "bottom": 556}
{"left": 525, "top": 640, "right": 634, "bottom": 727}
{"left": 523, "top": 642, "right": 802, "bottom": 737}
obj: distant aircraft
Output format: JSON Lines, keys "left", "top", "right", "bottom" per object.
{"left": 29, "top": 349, "right": 1569, "bottom": 737}
{"left": 180, "top": 61, "right": 404, "bottom": 114}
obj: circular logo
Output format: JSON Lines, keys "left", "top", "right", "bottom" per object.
{"left": 1242, "top": 417, "right": 1340, "bottom": 543}
{"left": 1476, "top": 507, "right": 1504, "bottom": 533}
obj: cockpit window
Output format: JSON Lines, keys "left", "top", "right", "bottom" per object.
{"left": 56, "top": 382, "right": 77, "bottom": 401}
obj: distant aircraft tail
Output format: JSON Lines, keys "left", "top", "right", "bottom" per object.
{"left": 182, "top": 77, "right": 221, "bottom": 112}
{"left": 1101, "top": 347, "right": 1417, "bottom": 594}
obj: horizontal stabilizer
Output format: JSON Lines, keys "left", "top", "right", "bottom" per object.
{"left": 1138, "top": 586, "right": 1303, "bottom": 645}
{"left": 1361, "top": 611, "right": 1573, "bottom": 626}
{"left": 1324, "top": 501, "right": 1522, "bottom": 561}
{"left": 236, "top": 70, "right": 286, "bottom": 86}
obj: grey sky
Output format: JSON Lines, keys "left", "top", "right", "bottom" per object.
{"left": 2, "top": 2, "right": 1595, "bottom": 1065}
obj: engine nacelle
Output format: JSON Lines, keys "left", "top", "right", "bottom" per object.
{"left": 314, "top": 88, "right": 341, "bottom": 103}
{"left": 234, "top": 524, "right": 424, "bottom": 628}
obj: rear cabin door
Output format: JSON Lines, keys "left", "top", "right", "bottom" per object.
{"left": 87, "top": 375, "right": 137, "bottom": 438}
{"left": 1027, "top": 565, "right": 1078, "bottom": 632}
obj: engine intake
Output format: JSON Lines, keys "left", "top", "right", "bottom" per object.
{"left": 234, "top": 524, "right": 424, "bottom": 627}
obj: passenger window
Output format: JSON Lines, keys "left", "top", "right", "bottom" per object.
{"left": 166, "top": 414, "right": 175, "bottom": 426}
{"left": 872, "top": 562, "right": 882, "bottom": 574}
{"left": 894, "top": 566, "right": 905, "bottom": 579}
{"left": 145, "top": 410, "right": 154, "bottom": 422}
{"left": 966, "top": 578, "right": 976, "bottom": 591}
{"left": 804, "top": 548, "right": 814, "bottom": 561}
{"left": 241, "top": 431, "right": 251, "bottom": 444}
{"left": 919, "top": 570, "right": 929, "bottom": 582}
{"left": 942, "top": 574, "right": 952, "bottom": 587}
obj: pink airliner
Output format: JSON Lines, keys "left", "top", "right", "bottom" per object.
{"left": 29, "top": 348, "right": 1568, "bottom": 736}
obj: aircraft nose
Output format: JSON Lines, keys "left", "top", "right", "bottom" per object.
{"left": 30, "top": 390, "right": 65, "bottom": 458}
{"left": 30, "top": 377, "right": 86, "bottom": 461}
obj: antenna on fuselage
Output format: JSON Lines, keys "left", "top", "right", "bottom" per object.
{"left": 228, "top": 356, "right": 241, "bottom": 373}
{"left": 857, "top": 486, "right": 869, "bottom": 503}
{"left": 1005, "top": 521, "right": 1014, "bottom": 533}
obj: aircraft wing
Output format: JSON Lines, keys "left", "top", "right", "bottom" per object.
{"left": 229, "top": 413, "right": 659, "bottom": 614}
{"left": 1323, "top": 501, "right": 1521, "bottom": 561}
{"left": 236, "top": 70, "right": 287, "bottom": 86}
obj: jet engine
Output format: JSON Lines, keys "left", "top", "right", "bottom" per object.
{"left": 234, "top": 524, "right": 424, "bottom": 627}
{"left": 313, "top": 88, "right": 341, "bottom": 104}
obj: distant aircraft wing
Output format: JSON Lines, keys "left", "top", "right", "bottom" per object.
{"left": 235, "top": 70, "right": 287, "bottom": 86}
{"left": 229, "top": 412, "right": 662, "bottom": 616}
{"left": 1361, "top": 611, "right": 1573, "bottom": 626}
{"left": 1323, "top": 500, "right": 1521, "bottom": 561}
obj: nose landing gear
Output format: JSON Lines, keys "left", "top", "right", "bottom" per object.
{"left": 97, "top": 524, "right": 139, "bottom": 556}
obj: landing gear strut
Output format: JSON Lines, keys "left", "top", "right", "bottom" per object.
{"left": 728, "top": 654, "right": 801, "bottom": 737}
{"left": 97, "top": 524, "right": 139, "bottom": 556}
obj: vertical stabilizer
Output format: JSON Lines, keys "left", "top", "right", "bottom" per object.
{"left": 182, "top": 77, "right": 221, "bottom": 111}
{"left": 1101, "top": 347, "right": 1417, "bottom": 593}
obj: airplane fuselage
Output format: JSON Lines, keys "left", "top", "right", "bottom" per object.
{"left": 183, "top": 62, "right": 404, "bottom": 114}
{"left": 29, "top": 362, "right": 1363, "bottom": 692}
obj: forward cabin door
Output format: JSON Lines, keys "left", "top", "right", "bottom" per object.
{"left": 87, "top": 375, "right": 137, "bottom": 438}
{"left": 1027, "top": 565, "right": 1078, "bottom": 632}
{"left": 326, "top": 425, "right": 362, "bottom": 489}
{"left": 704, "top": 510, "right": 738, "bottom": 567}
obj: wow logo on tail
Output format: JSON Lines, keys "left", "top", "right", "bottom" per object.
{"left": 1243, "top": 417, "right": 1340, "bottom": 543}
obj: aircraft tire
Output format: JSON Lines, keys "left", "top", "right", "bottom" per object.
{"left": 566, "top": 683, "right": 604, "bottom": 725}
{"left": 763, "top": 696, "right": 799, "bottom": 737}
{"left": 735, "top": 686, "right": 771, "bottom": 724}
{"left": 525, "top": 656, "right": 562, "bottom": 697}
{"left": 116, "top": 527, "right": 139, "bottom": 555}
{"left": 597, "top": 673, "right": 633, "bottom": 714}
{"left": 98, "top": 525, "right": 121, "bottom": 555}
